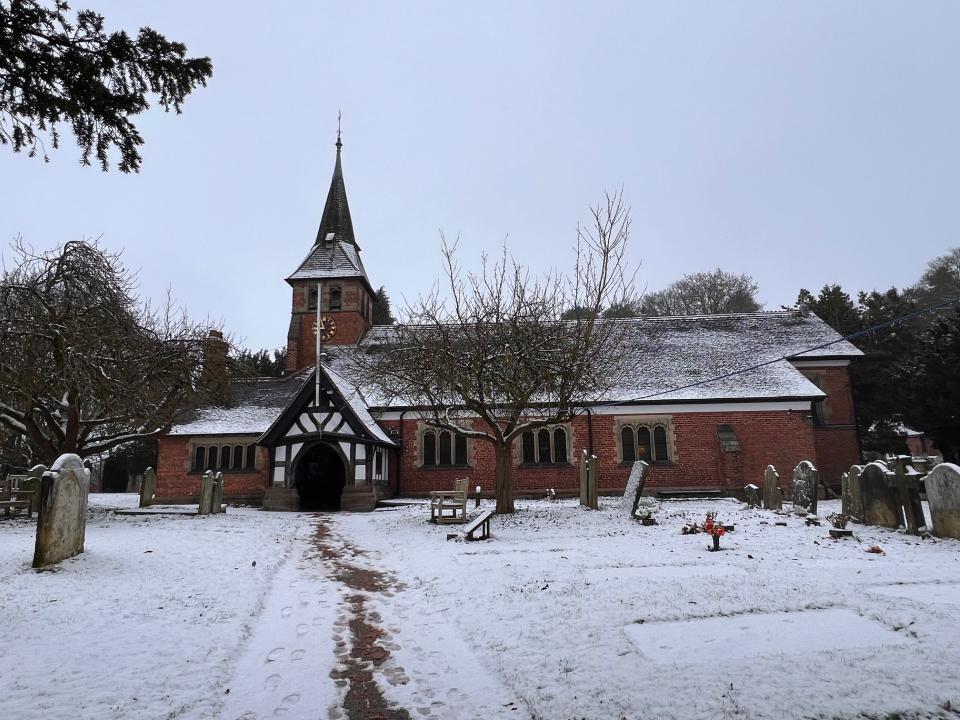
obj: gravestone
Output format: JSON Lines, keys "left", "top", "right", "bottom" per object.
{"left": 792, "top": 461, "right": 818, "bottom": 516}
{"left": 211, "top": 471, "right": 224, "bottom": 514}
{"left": 841, "top": 465, "right": 865, "bottom": 522}
{"left": 762, "top": 465, "right": 783, "bottom": 510}
{"left": 139, "top": 467, "right": 157, "bottom": 509}
{"left": 860, "top": 461, "right": 901, "bottom": 528}
{"left": 18, "top": 464, "right": 47, "bottom": 515}
{"left": 891, "top": 458, "right": 926, "bottom": 533}
{"left": 924, "top": 463, "right": 960, "bottom": 539}
{"left": 198, "top": 470, "right": 215, "bottom": 516}
{"left": 744, "top": 484, "right": 761, "bottom": 508}
{"left": 579, "top": 450, "right": 599, "bottom": 510}
{"left": 619, "top": 461, "right": 649, "bottom": 517}
{"left": 33, "top": 454, "right": 90, "bottom": 568}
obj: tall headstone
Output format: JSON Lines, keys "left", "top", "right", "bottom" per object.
{"left": 579, "top": 451, "right": 599, "bottom": 510}
{"left": 891, "top": 458, "right": 926, "bottom": 533}
{"left": 139, "top": 467, "right": 157, "bottom": 509}
{"left": 924, "top": 463, "right": 960, "bottom": 539}
{"left": 860, "top": 461, "right": 901, "bottom": 528}
{"left": 579, "top": 450, "right": 588, "bottom": 507}
{"left": 33, "top": 454, "right": 90, "bottom": 568}
{"left": 762, "top": 465, "right": 782, "bottom": 510}
{"left": 792, "top": 461, "right": 818, "bottom": 516}
{"left": 211, "top": 471, "right": 224, "bottom": 514}
{"left": 198, "top": 470, "right": 215, "bottom": 516}
{"left": 20, "top": 464, "right": 47, "bottom": 515}
{"left": 619, "top": 461, "right": 649, "bottom": 517}
{"left": 744, "top": 484, "right": 761, "bottom": 508}
{"left": 841, "top": 465, "right": 865, "bottom": 522}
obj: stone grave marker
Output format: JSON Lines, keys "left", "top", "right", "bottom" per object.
{"left": 211, "top": 471, "right": 224, "bottom": 514}
{"left": 579, "top": 450, "right": 599, "bottom": 510}
{"left": 139, "top": 467, "right": 157, "bottom": 509}
{"left": 762, "top": 465, "right": 782, "bottom": 510}
{"left": 792, "top": 461, "right": 818, "bottom": 516}
{"left": 891, "top": 457, "right": 926, "bottom": 533}
{"left": 841, "top": 465, "right": 865, "bottom": 522}
{"left": 744, "top": 484, "right": 761, "bottom": 508}
{"left": 33, "top": 454, "right": 90, "bottom": 568}
{"left": 619, "top": 461, "right": 649, "bottom": 517}
{"left": 860, "top": 461, "right": 901, "bottom": 528}
{"left": 198, "top": 470, "right": 215, "bottom": 516}
{"left": 924, "top": 463, "right": 960, "bottom": 539}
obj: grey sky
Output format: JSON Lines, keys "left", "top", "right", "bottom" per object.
{"left": 3, "top": 1, "right": 958, "bottom": 351}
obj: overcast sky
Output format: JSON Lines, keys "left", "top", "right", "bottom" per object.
{"left": 3, "top": 1, "right": 959, "bottom": 351}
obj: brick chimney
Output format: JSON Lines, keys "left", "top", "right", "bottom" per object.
{"left": 200, "top": 329, "right": 231, "bottom": 404}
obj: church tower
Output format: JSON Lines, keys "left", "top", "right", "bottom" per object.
{"left": 286, "top": 133, "right": 374, "bottom": 372}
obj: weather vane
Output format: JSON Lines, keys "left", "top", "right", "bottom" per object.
{"left": 337, "top": 110, "right": 342, "bottom": 145}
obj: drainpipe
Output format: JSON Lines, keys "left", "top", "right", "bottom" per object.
{"left": 395, "top": 410, "right": 408, "bottom": 496}
{"left": 585, "top": 407, "right": 594, "bottom": 456}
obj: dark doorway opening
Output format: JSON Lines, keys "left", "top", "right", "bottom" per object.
{"left": 295, "top": 443, "right": 346, "bottom": 511}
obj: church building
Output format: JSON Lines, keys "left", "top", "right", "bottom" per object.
{"left": 155, "top": 137, "right": 862, "bottom": 510}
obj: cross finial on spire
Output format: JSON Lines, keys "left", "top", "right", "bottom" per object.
{"left": 336, "top": 110, "right": 342, "bottom": 150}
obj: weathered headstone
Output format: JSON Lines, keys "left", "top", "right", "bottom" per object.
{"left": 211, "top": 471, "right": 224, "bottom": 514}
{"left": 860, "top": 461, "right": 901, "bottom": 528}
{"left": 891, "top": 458, "right": 926, "bottom": 533}
{"left": 619, "top": 461, "right": 649, "bottom": 517}
{"left": 762, "top": 465, "right": 783, "bottom": 510}
{"left": 792, "top": 461, "right": 818, "bottom": 516}
{"left": 841, "top": 465, "right": 865, "bottom": 522}
{"left": 579, "top": 450, "right": 599, "bottom": 510}
{"left": 139, "top": 467, "right": 157, "bottom": 509}
{"left": 198, "top": 470, "right": 215, "bottom": 516}
{"left": 924, "top": 463, "right": 960, "bottom": 539}
{"left": 744, "top": 484, "right": 761, "bottom": 508}
{"left": 33, "top": 454, "right": 90, "bottom": 568}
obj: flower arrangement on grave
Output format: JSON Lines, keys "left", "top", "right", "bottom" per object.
{"left": 705, "top": 512, "right": 725, "bottom": 551}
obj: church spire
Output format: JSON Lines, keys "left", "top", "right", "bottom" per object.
{"left": 314, "top": 118, "right": 356, "bottom": 248}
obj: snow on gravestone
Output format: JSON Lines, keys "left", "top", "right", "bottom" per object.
{"left": 860, "top": 461, "right": 901, "bottom": 529}
{"left": 792, "top": 461, "right": 818, "bottom": 516}
{"left": 841, "top": 465, "right": 865, "bottom": 522}
{"left": 211, "top": 471, "right": 224, "bottom": 514}
{"left": 33, "top": 454, "right": 90, "bottom": 568}
{"left": 198, "top": 471, "right": 215, "bottom": 515}
{"left": 762, "top": 465, "right": 782, "bottom": 510}
{"left": 619, "top": 461, "right": 649, "bottom": 517}
{"left": 924, "top": 463, "right": 960, "bottom": 539}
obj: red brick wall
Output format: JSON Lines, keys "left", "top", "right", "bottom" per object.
{"left": 797, "top": 364, "right": 861, "bottom": 487}
{"left": 286, "top": 280, "right": 371, "bottom": 372}
{"left": 156, "top": 435, "right": 270, "bottom": 503}
{"left": 380, "top": 410, "right": 819, "bottom": 498}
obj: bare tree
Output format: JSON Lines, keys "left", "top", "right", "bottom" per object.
{"left": 643, "top": 268, "right": 761, "bottom": 316}
{"left": 349, "top": 192, "right": 638, "bottom": 513}
{"left": 0, "top": 239, "right": 217, "bottom": 466}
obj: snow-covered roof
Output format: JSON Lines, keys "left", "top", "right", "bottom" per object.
{"left": 169, "top": 371, "right": 311, "bottom": 436}
{"left": 324, "top": 365, "right": 397, "bottom": 446}
{"left": 329, "top": 311, "right": 861, "bottom": 406}
{"left": 286, "top": 239, "right": 372, "bottom": 288}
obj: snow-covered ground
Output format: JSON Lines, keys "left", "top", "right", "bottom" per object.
{"left": 2, "top": 494, "right": 959, "bottom": 719}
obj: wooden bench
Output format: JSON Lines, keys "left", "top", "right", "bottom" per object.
{"left": 430, "top": 477, "right": 469, "bottom": 524}
{"left": 1, "top": 476, "right": 33, "bottom": 518}
{"left": 463, "top": 509, "right": 494, "bottom": 541}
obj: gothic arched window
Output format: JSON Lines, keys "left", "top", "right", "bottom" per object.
{"left": 621, "top": 426, "right": 636, "bottom": 463}
{"left": 423, "top": 430, "right": 437, "bottom": 467}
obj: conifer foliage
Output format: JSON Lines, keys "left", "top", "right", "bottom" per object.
{"left": 0, "top": 0, "right": 212, "bottom": 171}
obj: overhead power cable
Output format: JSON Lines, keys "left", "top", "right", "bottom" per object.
{"left": 615, "top": 295, "right": 960, "bottom": 404}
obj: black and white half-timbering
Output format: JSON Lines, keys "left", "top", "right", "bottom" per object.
{"left": 762, "top": 465, "right": 783, "bottom": 510}
{"left": 792, "top": 461, "right": 818, "bottom": 516}
{"left": 924, "top": 463, "right": 960, "bottom": 539}
{"left": 258, "top": 364, "right": 398, "bottom": 511}
{"left": 859, "top": 461, "right": 901, "bottom": 528}
{"left": 33, "top": 454, "right": 90, "bottom": 568}
{"left": 620, "top": 460, "right": 649, "bottom": 517}
{"left": 841, "top": 465, "right": 865, "bottom": 522}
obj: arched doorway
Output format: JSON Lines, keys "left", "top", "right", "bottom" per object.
{"left": 295, "top": 443, "right": 346, "bottom": 511}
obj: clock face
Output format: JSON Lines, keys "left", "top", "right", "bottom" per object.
{"left": 312, "top": 315, "right": 337, "bottom": 341}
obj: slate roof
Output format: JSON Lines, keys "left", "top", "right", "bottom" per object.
{"left": 169, "top": 371, "right": 312, "bottom": 436}
{"left": 326, "top": 311, "right": 861, "bottom": 407}
{"left": 287, "top": 138, "right": 373, "bottom": 291}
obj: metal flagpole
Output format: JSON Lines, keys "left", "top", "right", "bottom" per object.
{"left": 315, "top": 280, "right": 322, "bottom": 407}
